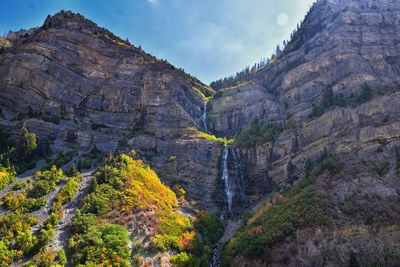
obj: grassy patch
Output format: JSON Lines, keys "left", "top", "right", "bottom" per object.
{"left": 193, "top": 87, "right": 212, "bottom": 102}
{"left": 188, "top": 127, "right": 234, "bottom": 145}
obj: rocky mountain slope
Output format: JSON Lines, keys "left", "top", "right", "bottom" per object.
{"left": 0, "top": 0, "right": 400, "bottom": 266}
{"left": 0, "top": 11, "right": 243, "bottom": 216}
{"left": 210, "top": 0, "right": 400, "bottom": 266}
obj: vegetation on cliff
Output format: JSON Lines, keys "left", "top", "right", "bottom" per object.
{"left": 188, "top": 127, "right": 234, "bottom": 145}
{"left": 0, "top": 212, "right": 60, "bottom": 266}
{"left": 221, "top": 162, "right": 333, "bottom": 265}
{"left": 236, "top": 118, "right": 294, "bottom": 148}
{"left": 68, "top": 153, "right": 223, "bottom": 266}
{"left": 0, "top": 166, "right": 16, "bottom": 191}
{"left": 0, "top": 127, "right": 50, "bottom": 174}
{"left": 311, "top": 84, "right": 373, "bottom": 118}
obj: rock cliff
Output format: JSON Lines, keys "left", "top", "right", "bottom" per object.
{"left": 0, "top": 11, "right": 229, "bottom": 214}
{"left": 1, "top": 0, "right": 400, "bottom": 265}
{"left": 210, "top": 0, "right": 400, "bottom": 265}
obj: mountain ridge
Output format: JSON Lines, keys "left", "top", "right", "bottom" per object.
{"left": 1, "top": 1, "right": 400, "bottom": 266}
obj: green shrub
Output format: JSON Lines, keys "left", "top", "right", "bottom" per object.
{"left": 28, "top": 180, "right": 56, "bottom": 198}
{"left": 95, "top": 164, "right": 125, "bottom": 189}
{"left": 51, "top": 175, "right": 80, "bottom": 213}
{"left": 28, "top": 166, "right": 64, "bottom": 198}
{"left": 171, "top": 252, "right": 196, "bottom": 267}
{"left": 236, "top": 118, "right": 289, "bottom": 148}
{"left": 371, "top": 161, "right": 390, "bottom": 176}
{"left": 71, "top": 212, "right": 98, "bottom": 234}
{"left": 69, "top": 223, "right": 130, "bottom": 266}
{"left": 0, "top": 213, "right": 38, "bottom": 257}
{"left": 320, "top": 156, "right": 340, "bottom": 174}
{"left": 42, "top": 115, "right": 60, "bottom": 124}
{"left": 349, "top": 251, "right": 360, "bottom": 267}
{"left": 22, "top": 197, "right": 46, "bottom": 212}
{"left": 46, "top": 150, "right": 77, "bottom": 169}
{"left": 12, "top": 179, "right": 29, "bottom": 191}
{"left": 91, "top": 123, "right": 108, "bottom": 130}
{"left": 0, "top": 128, "right": 49, "bottom": 175}
{"left": 81, "top": 184, "right": 119, "bottom": 215}
{"left": 56, "top": 249, "right": 67, "bottom": 265}
{"left": 194, "top": 211, "right": 224, "bottom": 246}
{"left": 44, "top": 213, "right": 61, "bottom": 227}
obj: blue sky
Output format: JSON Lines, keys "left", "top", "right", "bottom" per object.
{"left": 0, "top": 0, "right": 315, "bottom": 83}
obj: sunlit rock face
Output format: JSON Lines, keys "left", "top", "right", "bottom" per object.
{"left": 208, "top": 0, "right": 400, "bottom": 265}
{"left": 0, "top": 11, "right": 231, "bottom": 213}
{"left": 208, "top": 0, "right": 400, "bottom": 192}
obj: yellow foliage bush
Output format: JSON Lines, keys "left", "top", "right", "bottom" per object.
{"left": 0, "top": 166, "right": 16, "bottom": 190}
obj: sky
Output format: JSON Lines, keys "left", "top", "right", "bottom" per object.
{"left": 0, "top": 0, "right": 316, "bottom": 83}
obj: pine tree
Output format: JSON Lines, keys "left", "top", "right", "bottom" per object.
{"left": 89, "top": 176, "right": 97, "bottom": 193}
{"left": 349, "top": 252, "right": 360, "bottom": 267}
{"left": 18, "top": 128, "right": 37, "bottom": 159}
{"left": 67, "top": 163, "right": 78, "bottom": 177}
{"left": 107, "top": 150, "right": 114, "bottom": 164}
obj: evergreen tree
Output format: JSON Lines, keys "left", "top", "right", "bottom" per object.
{"left": 107, "top": 150, "right": 114, "bottom": 164}
{"left": 359, "top": 83, "right": 372, "bottom": 103}
{"left": 67, "top": 163, "right": 78, "bottom": 177}
{"left": 321, "top": 87, "right": 335, "bottom": 108}
{"left": 89, "top": 176, "right": 97, "bottom": 193}
{"left": 18, "top": 128, "right": 37, "bottom": 159}
{"left": 349, "top": 252, "right": 360, "bottom": 267}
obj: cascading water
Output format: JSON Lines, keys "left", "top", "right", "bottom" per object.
{"left": 202, "top": 102, "right": 208, "bottom": 132}
{"left": 210, "top": 243, "right": 221, "bottom": 267}
{"left": 222, "top": 145, "right": 233, "bottom": 213}
{"left": 231, "top": 147, "right": 245, "bottom": 201}
{"left": 210, "top": 146, "right": 245, "bottom": 267}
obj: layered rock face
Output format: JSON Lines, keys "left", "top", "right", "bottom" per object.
{"left": 1, "top": 0, "right": 400, "bottom": 265}
{"left": 210, "top": 0, "right": 400, "bottom": 132}
{"left": 0, "top": 11, "right": 229, "bottom": 213}
{"left": 209, "top": 0, "right": 400, "bottom": 265}
{"left": 208, "top": 0, "right": 400, "bottom": 198}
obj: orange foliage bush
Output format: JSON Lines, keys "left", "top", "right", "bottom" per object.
{"left": 247, "top": 203, "right": 272, "bottom": 225}
{"left": 178, "top": 231, "right": 197, "bottom": 251}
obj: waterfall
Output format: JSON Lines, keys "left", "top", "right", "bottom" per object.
{"left": 202, "top": 102, "right": 208, "bottom": 132}
{"left": 231, "top": 147, "right": 245, "bottom": 201}
{"left": 210, "top": 146, "right": 244, "bottom": 267}
{"left": 210, "top": 244, "right": 221, "bottom": 267}
{"left": 222, "top": 145, "right": 233, "bottom": 213}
